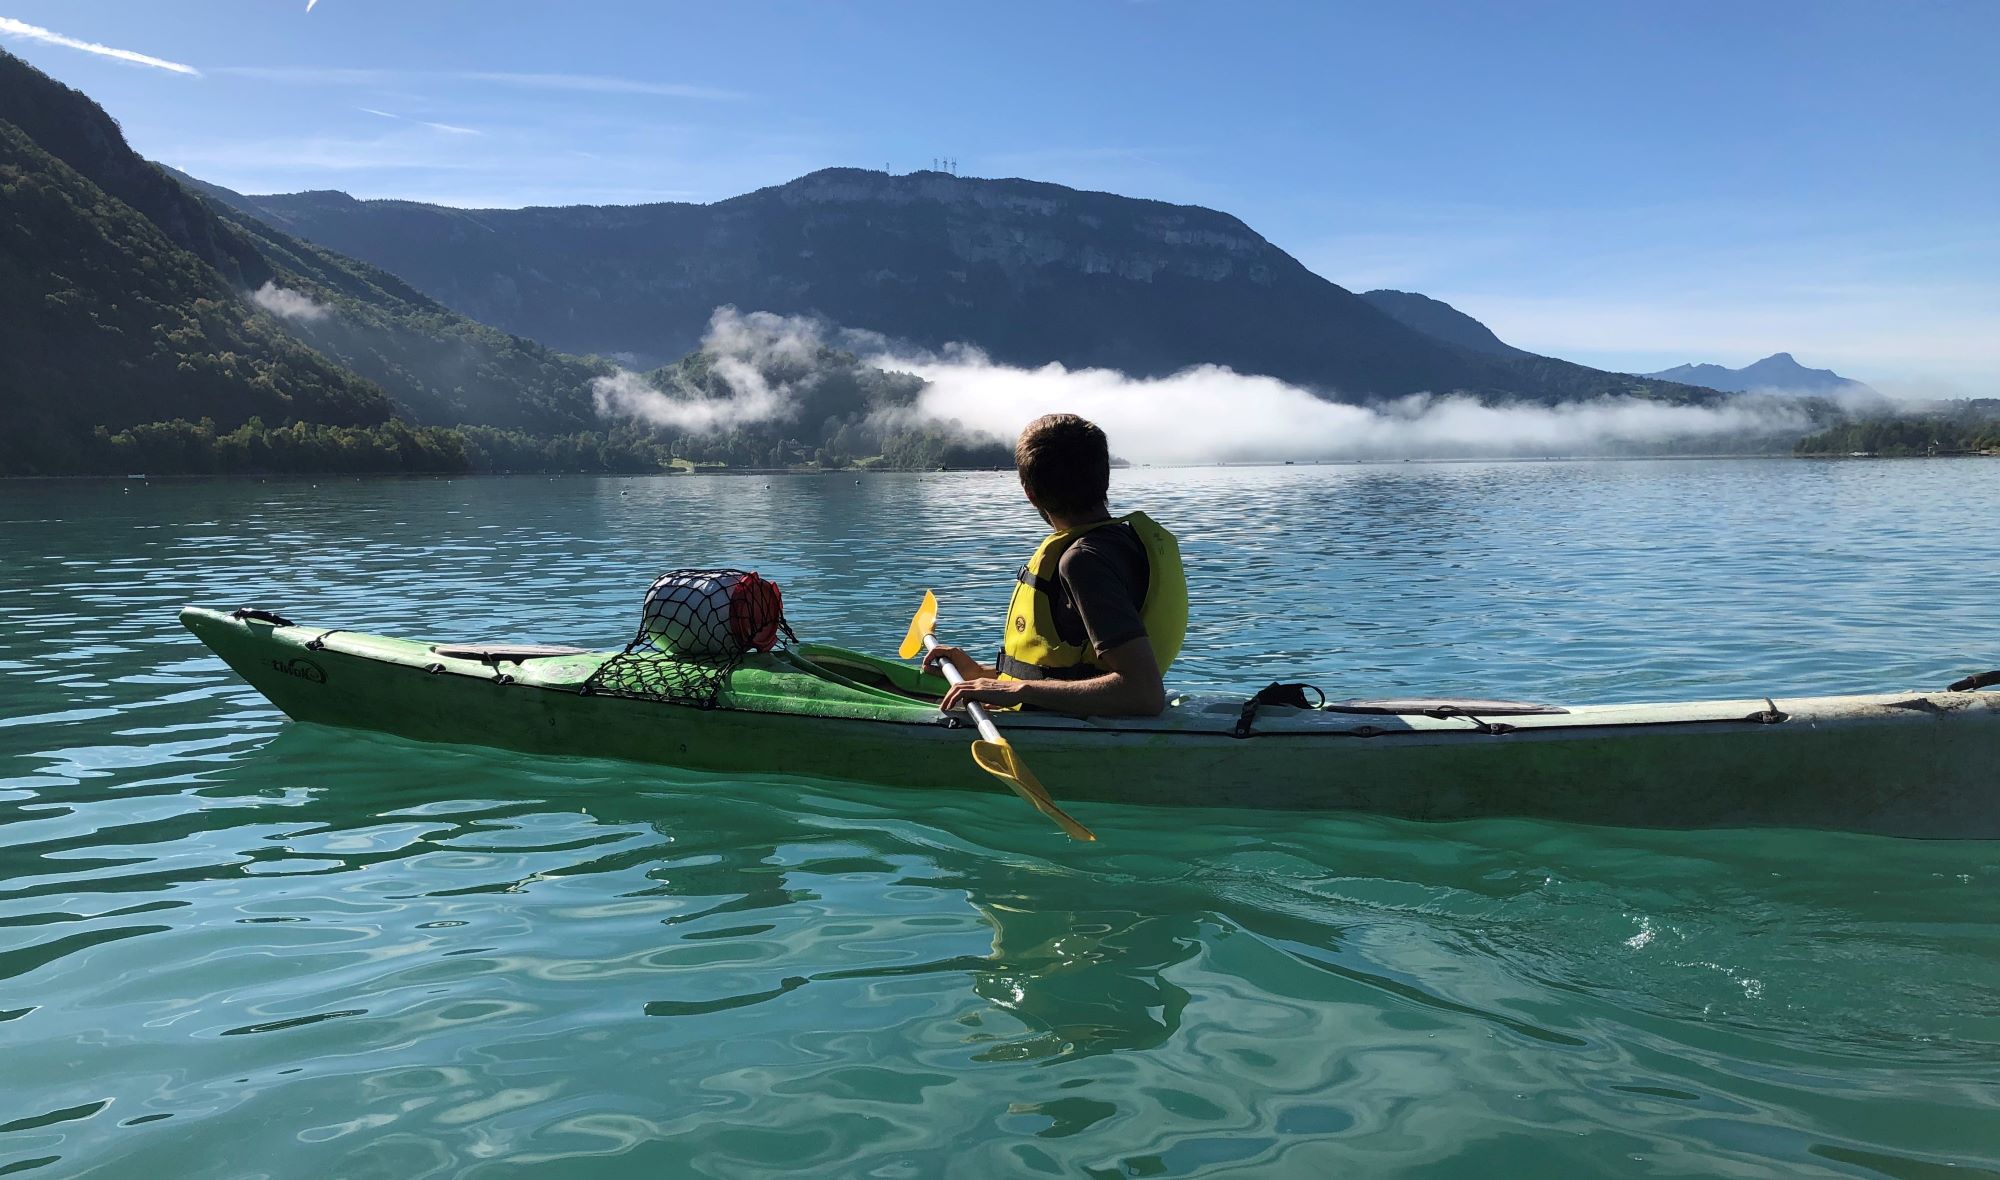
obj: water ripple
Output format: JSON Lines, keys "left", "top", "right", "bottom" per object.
{"left": 1, "top": 465, "right": 1997, "bottom": 1176}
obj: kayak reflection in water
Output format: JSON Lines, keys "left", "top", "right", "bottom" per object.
{"left": 921, "top": 413, "right": 1189, "bottom": 718}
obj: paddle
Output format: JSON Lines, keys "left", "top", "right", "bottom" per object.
{"left": 899, "top": 591, "right": 1096, "bottom": 842}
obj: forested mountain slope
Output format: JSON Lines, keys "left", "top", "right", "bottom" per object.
{"left": 0, "top": 49, "right": 612, "bottom": 474}
{"left": 0, "top": 106, "right": 393, "bottom": 473}
{"left": 1359, "top": 289, "right": 1532, "bottom": 358}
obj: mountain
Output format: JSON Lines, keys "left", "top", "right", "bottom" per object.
{"left": 1645, "top": 353, "right": 1876, "bottom": 397}
{"left": 1359, "top": 289, "right": 1531, "bottom": 358}
{"left": 204, "top": 199, "right": 611, "bottom": 433}
{"left": 0, "top": 49, "right": 622, "bottom": 474}
{"left": 1, "top": 54, "right": 271, "bottom": 290}
{"left": 211, "top": 171, "right": 1723, "bottom": 406}
{"left": 0, "top": 54, "right": 395, "bottom": 474}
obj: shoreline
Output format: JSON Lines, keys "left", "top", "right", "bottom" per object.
{"left": 6, "top": 451, "right": 1994, "bottom": 484}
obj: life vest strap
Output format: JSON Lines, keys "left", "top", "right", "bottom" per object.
{"left": 1015, "top": 567, "right": 1059, "bottom": 596}
{"left": 996, "top": 652, "right": 1100, "bottom": 682}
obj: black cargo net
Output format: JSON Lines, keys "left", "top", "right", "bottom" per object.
{"left": 582, "top": 568, "right": 794, "bottom": 708}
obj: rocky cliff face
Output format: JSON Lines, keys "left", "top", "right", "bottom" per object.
{"left": 770, "top": 170, "right": 1278, "bottom": 284}
{"left": 218, "top": 168, "right": 1721, "bottom": 405}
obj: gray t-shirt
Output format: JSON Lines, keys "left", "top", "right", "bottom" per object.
{"left": 1051, "top": 523, "right": 1150, "bottom": 656}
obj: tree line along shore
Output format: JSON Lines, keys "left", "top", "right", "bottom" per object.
{"left": 48, "top": 416, "right": 1016, "bottom": 477}
{"left": 11, "top": 410, "right": 1987, "bottom": 478}
{"left": 1791, "top": 413, "right": 2000, "bottom": 458}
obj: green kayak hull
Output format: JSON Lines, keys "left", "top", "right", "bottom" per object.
{"left": 180, "top": 606, "right": 2000, "bottom": 838}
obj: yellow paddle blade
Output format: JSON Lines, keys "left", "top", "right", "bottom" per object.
{"left": 898, "top": 590, "right": 939, "bottom": 660}
{"left": 971, "top": 738, "right": 1097, "bottom": 842}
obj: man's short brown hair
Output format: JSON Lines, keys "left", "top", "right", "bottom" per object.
{"left": 1015, "top": 413, "right": 1110, "bottom": 517}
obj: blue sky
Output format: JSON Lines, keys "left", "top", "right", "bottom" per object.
{"left": 3, "top": 1, "right": 1995, "bottom": 390}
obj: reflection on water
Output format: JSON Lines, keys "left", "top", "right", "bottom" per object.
{"left": 2, "top": 462, "right": 1998, "bottom": 1176}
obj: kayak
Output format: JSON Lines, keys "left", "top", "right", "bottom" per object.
{"left": 179, "top": 605, "right": 2000, "bottom": 839}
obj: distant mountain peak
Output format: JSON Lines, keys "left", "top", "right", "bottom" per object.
{"left": 1644, "top": 353, "right": 1873, "bottom": 396}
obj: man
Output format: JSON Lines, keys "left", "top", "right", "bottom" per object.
{"left": 923, "top": 413, "right": 1186, "bottom": 718}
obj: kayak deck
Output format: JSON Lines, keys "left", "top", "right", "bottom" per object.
{"left": 222, "top": 617, "right": 1820, "bottom": 737}
{"left": 180, "top": 605, "right": 2000, "bottom": 838}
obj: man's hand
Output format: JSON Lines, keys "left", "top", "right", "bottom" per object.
{"left": 940, "top": 677, "right": 1027, "bottom": 713}
{"left": 920, "top": 644, "right": 994, "bottom": 682}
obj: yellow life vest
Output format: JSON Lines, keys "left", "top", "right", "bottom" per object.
{"left": 995, "top": 511, "right": 1186, "bottom": 681}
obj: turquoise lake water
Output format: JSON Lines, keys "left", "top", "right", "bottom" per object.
{"left": 3, "top": 459, "right": 1998, "bottom": 1177}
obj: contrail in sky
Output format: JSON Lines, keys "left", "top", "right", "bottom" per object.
{"left": 0, "top": 16, "right": 200, "bottom": 75}
{"left": 357, "top": 106, "right": 482, "bottom": 135}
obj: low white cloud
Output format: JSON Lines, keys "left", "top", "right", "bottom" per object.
{"left": 0, "top": 16, "right": 199, "bottom": 75}
{"left": 593, "top": 310, "right": 1810, "bottom": 460}
{"left": 251, "top": 282, "right": 331, "bottom": 323}
{"left": 702, "top": 306, "right": 824, "bottom": 367}
{"left": 877, "top": 348, "right": 1809, "bottom": 464}
{"left": 590, "top": 308, "right": 822, "bottom": 433}
{"left": 592, "top": 368, "right": 782, "bottom": 433}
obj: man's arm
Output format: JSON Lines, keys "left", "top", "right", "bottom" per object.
{"left": 939, "top": 635, "right": 1166, "bottom": 718}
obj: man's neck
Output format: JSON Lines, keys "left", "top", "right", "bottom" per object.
{"left": 1043, "top": 504, "right": 1114, "bottom": 533}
